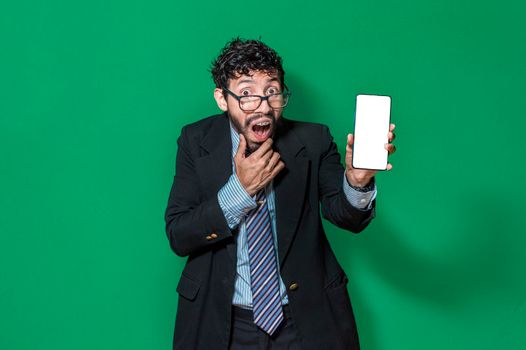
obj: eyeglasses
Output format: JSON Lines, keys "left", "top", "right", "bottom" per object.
{"left": 222, "top": 86, "right": 291, "bottom": 112}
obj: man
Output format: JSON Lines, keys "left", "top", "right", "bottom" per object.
{"left": 165, "top": 38, "right": 396, "bottom": 350}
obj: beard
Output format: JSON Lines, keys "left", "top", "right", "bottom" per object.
{"left": 228, "top": 112, "right": 279, "bottom": 154}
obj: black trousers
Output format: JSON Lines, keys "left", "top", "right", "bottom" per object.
{"left": 229, "top": 305, "right": 302, "bottom": 350}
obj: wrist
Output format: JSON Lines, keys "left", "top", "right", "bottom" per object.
{"left": 346, "top": 173, "right": 375, "bottom": 191}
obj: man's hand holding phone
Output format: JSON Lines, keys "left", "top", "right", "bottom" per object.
{"left": 345, "top": 123, "right": 397, "bottom": 188}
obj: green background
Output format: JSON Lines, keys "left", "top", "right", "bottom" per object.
{"left": 1, "top": 0, "right": 525, "bottom": 349}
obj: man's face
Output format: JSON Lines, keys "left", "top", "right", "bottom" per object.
{"left": 214, "top": 70, "right": 284, "bottom": 153}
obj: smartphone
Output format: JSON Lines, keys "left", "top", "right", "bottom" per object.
{"left": 352, "top": 94, "right": 392, "bottom": 170}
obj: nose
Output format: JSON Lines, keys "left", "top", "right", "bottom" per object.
{"left": 254, "top": 97, "right": 272, "bottom": 114}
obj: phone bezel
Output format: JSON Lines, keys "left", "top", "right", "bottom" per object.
{"left": 351, "top": 93, "right": 392, "bottom": 171}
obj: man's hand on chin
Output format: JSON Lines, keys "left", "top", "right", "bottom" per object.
{"left": 234, "top": 134, "right": 285, "bottom": 196}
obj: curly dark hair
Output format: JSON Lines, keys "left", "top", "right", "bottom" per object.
{"left": 210, "top": 38, "right": 285, "bottom": 88}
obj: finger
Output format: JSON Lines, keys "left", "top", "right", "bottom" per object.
{"left": 347, "top": 133, "right": 354, "bottom": 147}
{"left": 258, "top": 150, "right": 274, "bottom": 168}
{"left": 251, "top": 138, "right": 273, "bottom": 159}
{"left": 386, "top": 163, "right": 393, "bottom": 171}
{"left": 389, "top": 123, "right": 396, "bottom": 132}
{"left": 269, "top": 160, "right": 285, "bottom": 179}
{"left": 346, "top": 134, "right": 354, "bottom": 154}
{"left": 385, "top": 143, "right": 396, "bottom": 155}
{"left": 345, "top": 134, "right": 355, "bottom": 170}
{"left": 265, "top": 152, "right": 281, "bottom": 171}
{"left": 388, "top": 131, "right": 396, "bottom": 142}
{"left": 259, "top": 160, "right": 285, "bottom": 189}
{"left": 235, "top": 134, "right": 247, "bottom": 160}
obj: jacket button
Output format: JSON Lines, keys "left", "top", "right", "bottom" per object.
{"left": 289, "top": 282, "right": 299, "bottom": 291}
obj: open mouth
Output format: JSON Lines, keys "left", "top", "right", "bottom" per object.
{"left": 251, "top": 120, "right": 273, "bottom": 142}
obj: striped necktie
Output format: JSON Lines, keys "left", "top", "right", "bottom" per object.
{"left": 246, "top": 190, "right": 284, "bottom": 335}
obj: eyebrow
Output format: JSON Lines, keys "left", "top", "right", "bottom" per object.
{"left": 237, "top": 78, "right": 255, "bottom": 85}
{"left": 236, "top": 77, "right": 280, "bottom": 86}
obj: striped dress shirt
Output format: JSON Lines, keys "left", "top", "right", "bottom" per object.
{"left": 218, "top": 125, "right": 376, "bottom": 309}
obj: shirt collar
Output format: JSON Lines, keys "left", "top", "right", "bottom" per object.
{"left": 229, "top": 122, "right": 240, "bottom": 159}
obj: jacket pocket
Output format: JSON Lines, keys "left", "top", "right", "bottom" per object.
{"left": 325, "top": 273, "right": 351, "bottom": 315}
{"left": 325, "top": 273, "right": 359, "bottom": 348}
{"left": 176, "top": 273, "right": 200, "bottom": 301}
{"left": 324, "top": 271, "right": 348, "bottom": 290}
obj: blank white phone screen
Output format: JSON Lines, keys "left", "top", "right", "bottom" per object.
{"left": 352, "top": 94, "right": 391, "bottom": 170}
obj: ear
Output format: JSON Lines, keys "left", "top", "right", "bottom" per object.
{"left": 213, "top": 88, "right": 228, "bottom": 112}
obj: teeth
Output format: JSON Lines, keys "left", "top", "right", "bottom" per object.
{"left": 256, "top": 121, "right": 270, "bottom": 126}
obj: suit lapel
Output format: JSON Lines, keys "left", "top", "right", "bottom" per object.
{"left": 195, "top": 114, "right": 232, "bottom": 193}
{"left": 194, "top": 114, "right": 238, "bottom": 263}
{"left": 273, "top": 119, "right": 309, "bottom": 267}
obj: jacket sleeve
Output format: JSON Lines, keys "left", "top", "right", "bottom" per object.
{"left": 164, "top": 126, "right": 234, "bottom": 257}
{"left": 317, "top": 125, "right": 376, "bottom": 233}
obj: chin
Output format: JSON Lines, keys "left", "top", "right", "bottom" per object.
{"left": 246, "top": 140, "right": 263, "bottom": 154}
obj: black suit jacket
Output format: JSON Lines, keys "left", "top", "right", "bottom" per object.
{"left": 165, "top": 113, "right": 375, "bottom": 349}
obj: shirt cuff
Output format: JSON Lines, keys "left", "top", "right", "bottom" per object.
{"left": 218, "top": 173, "right": 257, "bottom": 229}
{"left": 342, "top": 175, "right": 377, "bottom": 210}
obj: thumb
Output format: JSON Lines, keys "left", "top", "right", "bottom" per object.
{"left": 235, "top": 134, "right": 247, "bottom": 160}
